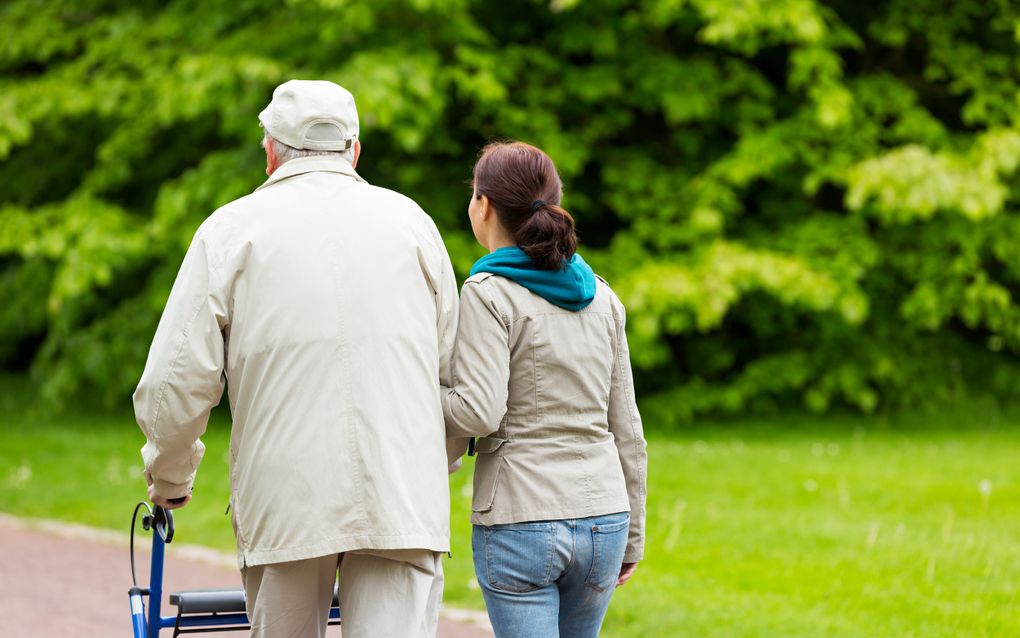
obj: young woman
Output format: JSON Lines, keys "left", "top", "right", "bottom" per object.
{"left": 442, "top": 141, "right": 647, "bottom": 638}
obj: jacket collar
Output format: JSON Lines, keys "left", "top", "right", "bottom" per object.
{"left": 255, "top": 156, "right": 367, "bottom": 192}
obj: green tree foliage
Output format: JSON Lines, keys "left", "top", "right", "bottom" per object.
{"left": 1, "top": 0, "right": 1018, "bottom": 418}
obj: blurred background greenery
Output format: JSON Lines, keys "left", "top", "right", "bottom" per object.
{"left": 1, "top": 0, "right": 1018, "bottom": 415}
{"left": 1, "top": 0, "right": 1018, "bottom": 636}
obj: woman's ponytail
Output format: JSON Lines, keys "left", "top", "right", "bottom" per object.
{"left": 514, "top": 203, "right": 577, "bottom": 270}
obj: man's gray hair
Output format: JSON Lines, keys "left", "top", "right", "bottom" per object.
{"left": 263, "top": 133, "right": 355, "bottom": 165}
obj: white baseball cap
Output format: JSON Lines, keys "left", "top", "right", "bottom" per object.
{"left": 258, "top": 80, "right": 359, "bottom": 151}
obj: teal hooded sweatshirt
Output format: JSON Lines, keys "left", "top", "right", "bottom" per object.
{"left": 469, "top": 246, "right": 597, "bottom": 311}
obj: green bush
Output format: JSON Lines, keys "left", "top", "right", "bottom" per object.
{"left": 1, "top": 0, "right": 1018, "bottom": 418}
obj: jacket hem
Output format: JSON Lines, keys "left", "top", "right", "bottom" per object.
{"left": 470, "top": 499, "right": 632, "bottom": 527}
{"left": 237, "top": 533, "right": 451, "bottom": 569}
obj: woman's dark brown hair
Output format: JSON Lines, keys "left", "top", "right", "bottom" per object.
{"left": 472, "top": 141, "right": 577, "bottom": 270}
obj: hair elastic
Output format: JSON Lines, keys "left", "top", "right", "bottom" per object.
{"left": 530, "top": 199, "right": 547, "bottom": 212}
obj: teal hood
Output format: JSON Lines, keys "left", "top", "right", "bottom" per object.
{"left": 469, "top": 246, "right": 597, "bottom": 311}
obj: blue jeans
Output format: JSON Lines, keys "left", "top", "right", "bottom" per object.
{"left": 472, "top": 512, "right": 630, "bottom": 638}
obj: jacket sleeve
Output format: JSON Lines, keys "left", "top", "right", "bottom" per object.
{"left": 437, "top": 254, "right": 459, "bottom": 392}
{"left": 133, "top": 228, "right": 227, "bottom": 499}
{"left": 608, "top": 299, "right": 648, "bottom": 563}
{"left": 417, "top": 215, "right": 466, "bottom": 467}
{"left": 442, "top": 280, "right": 510, "bottom": 439}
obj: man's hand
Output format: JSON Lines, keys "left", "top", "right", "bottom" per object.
{"left": 617, "top": 562, "right": 638, "bottom": 587}
{"left": 148, "top": 483, "right": 192, "bottom": 510}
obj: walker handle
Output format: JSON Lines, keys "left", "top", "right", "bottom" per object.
{"left": 151, "top": 505, "right": 175, "bottom": 544}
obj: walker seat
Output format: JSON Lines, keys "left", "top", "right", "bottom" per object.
{"left": 169, "top": 586, "right": 340, "bottom": 614}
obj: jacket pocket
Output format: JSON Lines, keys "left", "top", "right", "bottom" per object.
{"left": 471, "top": 437, "right": 506, "bottom": 513}
{"left": 228, "top": 500, "right": 241, "bottom": 543}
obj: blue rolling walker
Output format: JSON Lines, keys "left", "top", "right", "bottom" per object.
{"left": 128, "top": 502, "right": 341, "bottom": 636}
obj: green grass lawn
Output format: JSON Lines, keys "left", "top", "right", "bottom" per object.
{"left": 1, "top": 386, "right": 1017, "bottom": 637}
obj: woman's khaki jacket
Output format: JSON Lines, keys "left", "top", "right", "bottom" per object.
{"left": 443, "top": 272, "right": 647, "bottom": 562}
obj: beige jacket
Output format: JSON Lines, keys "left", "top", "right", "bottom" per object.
{"left": 134, "top": 156, "right": 458, "bottom": 568}
{"left": 443, "top": 272, "right": 647, "bottom": 562}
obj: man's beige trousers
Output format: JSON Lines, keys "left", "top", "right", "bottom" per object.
{"left": 241, "top": 549, "right": 444, "bottom": 638}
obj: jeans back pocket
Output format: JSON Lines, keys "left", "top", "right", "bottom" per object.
{"left": 478, "top": 523, "right": 556, "bottom": 594}
{"left": 584, "top": 513, "right": 630, "bottom": 592}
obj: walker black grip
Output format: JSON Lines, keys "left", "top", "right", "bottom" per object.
{"left": 152, "top": 505, "right": 175, "bottom": 543}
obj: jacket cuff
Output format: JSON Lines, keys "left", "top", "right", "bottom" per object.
{"left": 145, "top": 471, "right": 193, "bottom": 500}
{"left": 446, "top": 436, "right": 470, "bottom": 466}
{"left": 623, "top": 547, "right": 644, "bottom": 563}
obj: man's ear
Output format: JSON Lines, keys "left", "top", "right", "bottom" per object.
{"left": 264, "top": 139, "right": 278, "bottom": 176}
{"left": 352, "top": 140, "right": 362, "bottom": 168}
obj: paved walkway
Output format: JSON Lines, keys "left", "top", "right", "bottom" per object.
{"left": 0, "top": 515, "right": 492, "bottom": 638}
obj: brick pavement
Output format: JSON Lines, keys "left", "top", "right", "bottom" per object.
{"left": 0, "top": 515, "right": 492, "bottom": 638}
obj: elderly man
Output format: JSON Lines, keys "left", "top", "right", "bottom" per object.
{"left": 134, "top": 80, "right": 458, "bottom": 638}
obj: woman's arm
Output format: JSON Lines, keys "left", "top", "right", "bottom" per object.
{"left": 442, "top": 279, "right": 511, "bottom": 439}
{"left": 608, "top": 298, "right": 648, "bottom": 565}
